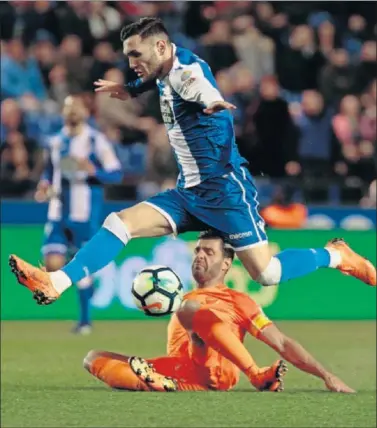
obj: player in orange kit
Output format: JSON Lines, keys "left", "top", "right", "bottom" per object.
{"left": 83, "top": 231, "right": 355, "bottom": 393}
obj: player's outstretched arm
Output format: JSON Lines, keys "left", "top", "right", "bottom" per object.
{"left": 94, "top": 78, "right": 156, "bottom": 100}
{"left": 258, "top": 324, "right": 355, "bottom": 393}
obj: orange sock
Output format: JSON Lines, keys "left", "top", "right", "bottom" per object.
{"left": 89, "top": 356, "right": 149, "bottom": 391}
{"left": 192, "top": 308, "right": 260, "bottom": 376}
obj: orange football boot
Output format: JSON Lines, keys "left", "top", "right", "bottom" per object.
{"left": 128, "top": 357, "right": 178, "bottom": 392}
{"left": 326, "top": 238, "right": 376, "bottom": 286}
{"left": 9, "top": 255, "right": 60, "bottom": 305}
{"left": 250, "top": 359, "right": 288, "bottom": 392}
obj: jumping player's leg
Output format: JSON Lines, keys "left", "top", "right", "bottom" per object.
{"left": 9, "top": 189, "right": 196, "bottom": 304}
{"left": 84, "top": 350, "right": 207, "bottom": 392}
{"left": 232, "top": 169, "right": 376, "bottom": 286}
{"left": 185, "top": 167, "right": 376, "bottom": 286}
{"left": 176, "top": 301, "right": 286, "bottom": 391}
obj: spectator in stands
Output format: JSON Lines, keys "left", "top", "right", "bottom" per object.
{"left": 343, "top": 15, "right": 369, "bottom": 60}
{"left": 332, "top": 95, "right": 361, "bottom": 146}
{"left": 318, "top": 48, "right": 358, "bottom": 108}
{"left": 288, "top": 90, "right": 336, "bottom": 178}
{"left": 0, "top": 1, "right": 59, "bottom": 46}
{"left": 231, "top": 14, "right": 275, "bottom": 84}
{"left": 316, "top": 19, "right": 340, "bottom": 59}
{"left": 87, "top": 1, "right": 122, "bottom": 50}
{"left": 200, "top": 19, "right": 239, "bottom": 75}
{"left": 0, "top": 130, "right": 42, "bottom": 197}
{"left": 355, "top": 40, "right": 377, "bottom": 93}
{"left": 89, "top": 42, "right": 119, "bottom": 88}
{"left": 360, "top": 180, "right": 376, "bottom": 208}
{"left": 58, "top": 35, "right": 91, "bottom": 93}
{"left": 277, "top": 25, "right": 325, "bottom": 102}
{"left": 250, "top": 75, "right": 298, "bottom": 178}
{"left": 360, "top": 96, "right": 376, "bottom": 144}
{"left": 260, "top": 184, "right": 308, "bottom": 229}
{"left": 1, "top": 98, "right": 35, "bottom": 142}
{"left": 56, "top": 1, "right": 94, "bottom": 54}
{"left": 1, "top": 38, "right": 47, "bottom": 101}
{"left": 47, "top": 64, "right": 71, "bottom": 112}
{"left": 33, "top": 30, "right": 58, "bottom": 89}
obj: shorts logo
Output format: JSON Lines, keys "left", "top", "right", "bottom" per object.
{"left": 257, "top": 220, "right": 265, "bottom": 233}
{"left": 229, "top": 231, "right": 253, "bottom": 240}
{"left": 181, "top": 70, "right": 192, "bottom": 81}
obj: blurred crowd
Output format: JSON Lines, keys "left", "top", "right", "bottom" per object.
{"left": 0, "top": 1, "right": 376, "bottom": 206}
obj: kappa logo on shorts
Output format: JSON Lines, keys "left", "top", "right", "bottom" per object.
{"left": 229, "top": 231, "right": 253, "bottom": 240}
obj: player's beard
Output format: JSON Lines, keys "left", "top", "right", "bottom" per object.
{"left": 192, "top": 261, "right": 222, "bottom": 286}
{"left": 144, "top": 53, "right": 164, "bottom": 81}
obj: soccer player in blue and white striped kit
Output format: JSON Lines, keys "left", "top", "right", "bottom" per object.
{"left": 35, "top": 95, "right": 122, "bottom": 331}
{"left": 9, "top": 18, "right": 376, "bottom": 307}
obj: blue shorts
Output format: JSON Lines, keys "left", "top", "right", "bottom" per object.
{"left": 145, "top": 167, "right": 267, "bottom": 250}
{"left": 42, "top": 220, "right": 98, "bottom": 258}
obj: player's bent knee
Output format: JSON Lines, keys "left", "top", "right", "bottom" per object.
{"left": 256, "top": 257, "right": 282, "bottom": 286}
{"left": 176, "top": 300, "right": 201, "bottom": 330}
{"left": 103, "top": 212, "right": 131, "bottom": 243}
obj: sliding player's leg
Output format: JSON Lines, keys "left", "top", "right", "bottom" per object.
{"left": 9, "top": 189, "right": 197, "bottom": 305}
{"left": 84, "top": 351, "right": 207, "bottom": 392}
{"left": 176, "top": 301, "right": 286, "bottom": 391}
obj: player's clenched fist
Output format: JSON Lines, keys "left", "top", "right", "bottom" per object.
{"left": 94, "top": 79, "right": 130, "bottom": 100}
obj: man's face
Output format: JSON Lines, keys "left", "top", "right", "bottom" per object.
{"left": 123, "top": 34, "right": 166, "bottom": 81}
{"left": 62, "top": 96, "right": 87, "bottom": 126}
{"left": 192, "top": 238, "right": 230, "bottom": 284}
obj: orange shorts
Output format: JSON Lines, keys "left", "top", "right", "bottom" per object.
{"left": 148, "top": 345, "right": 239, "bottom": 392}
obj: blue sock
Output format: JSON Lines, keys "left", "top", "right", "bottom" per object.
{"left": 62, "top": 227, "right": 126, "bottom": 283}
{"left": 77, "top": 285, "right": 93, "bottom": 326}
{"left": 276, "top": 248, "right": 330, "bottom": 283}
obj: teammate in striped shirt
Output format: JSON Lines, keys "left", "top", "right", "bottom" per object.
{"left": 35, "top": 95, "right": 122, "bottom": 332}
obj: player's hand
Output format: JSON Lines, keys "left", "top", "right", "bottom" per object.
{"left": 94, "top": 79, "right": 130, "bottom": 101}
{"left": 324, "top": 374, "right": 356, "bottom": 393}
{"left": 34, "top": 180, "right": 51, "bottom": 202}
{"left": 203, "top": 101, "right": 237, "bottom": 115}
{"left": 76, "top": 158, "right": 96, "bottom": 176}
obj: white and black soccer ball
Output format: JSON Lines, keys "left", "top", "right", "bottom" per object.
{"left": 132, "top": 265, "right": 184, "bottom": 316}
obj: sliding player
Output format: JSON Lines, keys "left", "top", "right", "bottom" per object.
{"left": 83, "top": 231, "right": 354, "bottom": 393}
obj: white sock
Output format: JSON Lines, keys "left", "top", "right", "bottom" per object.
{"left": 326, "top": 248, "right": 342, "bottom": 268}
{"left": 77, "top": 277, "right": 92, "bottom": 289}
{"left": 49, "top": 270, "right": 72, "bottom": 294}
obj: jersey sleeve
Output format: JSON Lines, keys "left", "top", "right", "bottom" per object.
{"left": 125, "top": 78, "right": 156, "bottom": 98}
{"left": 94, "top": 133, "right": 123, "bottom": 183}
{"left": 234, "top": 293, "right": 273, "bottom": 338}
{"left": 169, "top": 63, "right": 224, "bottom": 107}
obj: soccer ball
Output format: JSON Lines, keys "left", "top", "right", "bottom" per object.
{"left": 132, "top": 265, "right": 184, "bottom": 316}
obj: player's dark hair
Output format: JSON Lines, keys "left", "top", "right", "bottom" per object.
{"left": 120, "top": 17, "right": 170, "bottom": 42}
{"left": 198, "top": 230, "right": 235, "bottom": 261}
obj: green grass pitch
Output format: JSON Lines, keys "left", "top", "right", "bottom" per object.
{"left": 1, "top": 320, "right": 376, "bottom": 427}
